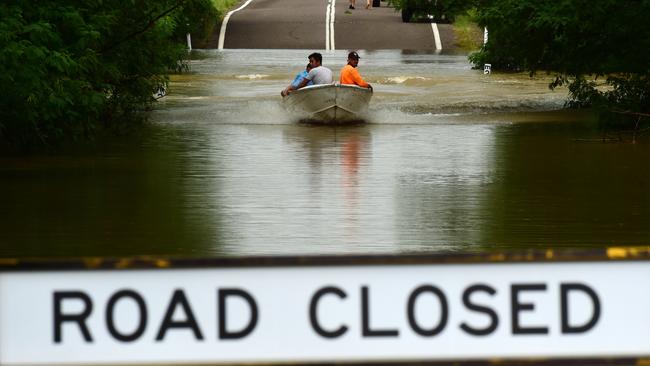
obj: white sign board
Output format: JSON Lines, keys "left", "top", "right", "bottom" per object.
{"left": 1, "top": 261, "right": 649, "bottom": 364}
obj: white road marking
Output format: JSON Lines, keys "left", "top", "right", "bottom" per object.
{"left": 218, "top": 0, "right": 255, "bottom": 50}
{"left": 326, "top": 0, "right": 336, "bottom": 50}
{"left": 329, "top": 0, "right": 336, "bottom": 50}
{"left": 326, "top": 2, "right": 331, "bottom": 50}
{"left": 431, "top": 22, "right": 442, "bottom": 50}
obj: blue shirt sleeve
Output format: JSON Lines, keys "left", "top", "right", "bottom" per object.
{"left": 291, "top": 71, "right": 312, "bottom": 88}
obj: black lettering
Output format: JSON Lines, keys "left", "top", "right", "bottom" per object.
{"left": 511, "top": 284, "right": 548, "bottom": 335}
{"left": 155, "top": 289, "right": 204, "bottom": 341}
{"left": 106, "top": 290, "right": 147, "bottom": 342}
{"left": 362, "top": 286, "right": 399, "bottom": 337}
{"left": 53, "top": 291, "right": 93, "bottom": 343}
{"left": 460, "top": 284, "right": 498, "bottom": 336}
{"left": 407, "top": 285, "right": 448, "bottom": 336}
{"left": 218, "top": 288, "right": 258, "bottom": 339}
{"left": 309, "top": 286, "right": 348, "bottom": 338}
{"left": 561, "top": 283, "right": 600, "bottom": 334}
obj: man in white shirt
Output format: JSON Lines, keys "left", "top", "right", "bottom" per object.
{"left": 282, "top": 52, "right": 332, "bottom": 96}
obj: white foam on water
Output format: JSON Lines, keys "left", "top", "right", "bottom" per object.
{"left": 235, "top": 74, "right": 271, "bottom": 80}
{"left": 152, "top": 98, "right": 296, "bottom": 126}
{"left": 379, "top": 76, "right": 430, "bottom": 84}
{"left": 365, "top": 106, "right": 450, "bottom": 125}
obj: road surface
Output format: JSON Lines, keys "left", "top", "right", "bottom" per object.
{"left": 206, "top": 0, "right": 457, "bottom": 50}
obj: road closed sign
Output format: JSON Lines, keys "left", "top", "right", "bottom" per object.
{"left": 0, "top": 249, "right": 649, "bottom": 365}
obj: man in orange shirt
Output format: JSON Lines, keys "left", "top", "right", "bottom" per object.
{"left": 340, "top": 51, "right": 372, "bottom": 91}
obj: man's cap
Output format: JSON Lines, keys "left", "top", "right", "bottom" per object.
{"left": 348, "top": 51, "right": 360, "bottom": 60}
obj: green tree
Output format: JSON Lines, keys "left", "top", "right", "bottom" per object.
{"left": 173, "top": 0, "right": 220, "bottom": 46}
{"left": 470, "top": 0, "right": 650, "bottom": 136}
{"left": 0, "top": 1, "right": 210, "bottom": 148}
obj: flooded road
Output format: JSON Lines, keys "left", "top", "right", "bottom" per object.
{"left": 2, "top": 49, "right": 649, "bottom": 258}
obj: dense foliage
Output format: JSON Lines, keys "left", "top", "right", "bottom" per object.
{"left": 0, "top": 0, "right": 219, "bottom": 148}
{"left": 470, "top": 0, "right": 650, "bottom": 133}
{"left": 173, "top": 0, "right": 220, "bottom": 46}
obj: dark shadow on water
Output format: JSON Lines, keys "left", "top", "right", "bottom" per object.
{"left": 0, "top": 123, "right": 221, "bottom": 258}
{"left": 479, "top": 120, "right": 650, "bottom": 249}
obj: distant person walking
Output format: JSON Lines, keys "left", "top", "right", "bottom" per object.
{"left": 283, "top": 52, "right": 333, "bottom": 96}
{"left": 339, "top": 51, "right": 372, "bottom": 90}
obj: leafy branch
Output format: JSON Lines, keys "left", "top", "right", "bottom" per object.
{"left": 101, "top": 0, "right": 187, "bottom": 54}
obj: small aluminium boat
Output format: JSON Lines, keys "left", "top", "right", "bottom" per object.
{"left": 283, "top": 83, "right": 372, "bottom": 123}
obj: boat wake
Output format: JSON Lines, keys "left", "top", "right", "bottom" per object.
{"left": 378, "top": 76, "right": 431, "bottom": 86}
{"left": 153, "top": 99, "right": 293, "bottom": 125}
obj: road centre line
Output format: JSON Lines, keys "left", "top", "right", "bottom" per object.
{"left": 431, "top": 22, "right": 442, "bottom": 50}
{"left": 326, "top": 0, "right": 336, "bottom": 51}
{"left": 326, "top": 2, "right": 331, "bottom": 50}
{"left": 218, "top": 0, "right": 255, "bottom": 50}
{"left": 330, "top": 0, "right": 336, "bottom": 50}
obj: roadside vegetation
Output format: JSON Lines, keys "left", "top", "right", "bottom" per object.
{"left": 0, "top": 0, "right": 234, "bottom": 149}
{"left": 470, "top": 0, "right": 650, "bottom": 140}
{"left": 451, "top": 10, "right": 482, "bottom": 51}
{"left": 212, "top": 0, "right": 240, "bottom": 15}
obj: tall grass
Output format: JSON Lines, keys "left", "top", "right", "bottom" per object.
{"left": 452, "top": 10, "right": 483, "bottom": 51}
{"left": 211, "top": 0, "right": 240, "bottom": 17}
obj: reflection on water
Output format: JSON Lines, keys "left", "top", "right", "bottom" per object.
{"left": 1, "top": 50, "right": 649, "bottom": 258}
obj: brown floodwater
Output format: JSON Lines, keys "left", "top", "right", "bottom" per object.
{"left": 1, "top": 50, "right": 649, "bottom": 258}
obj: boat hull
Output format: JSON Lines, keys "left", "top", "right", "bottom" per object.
{"left": 283, "top": 83, "right": 372, "bottom": 123}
